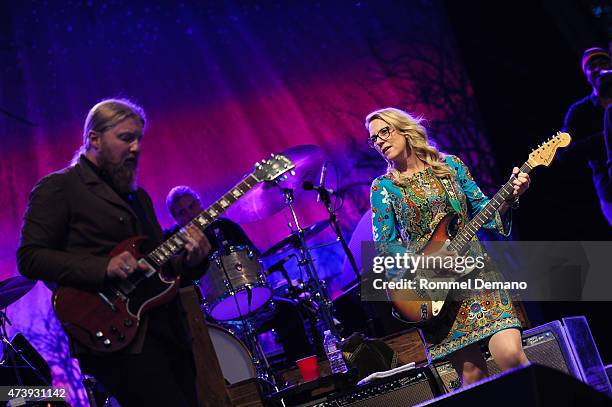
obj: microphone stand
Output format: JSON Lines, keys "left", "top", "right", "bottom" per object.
{"left": 317, "top": 189, "right": 360, "bottom": 281}
{"left": 316, "top": 188, "right": 381, "bottom": 337}
{"left": 279, "top": 187, "right": 340, "bottom": 339}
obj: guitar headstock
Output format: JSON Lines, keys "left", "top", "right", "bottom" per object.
{"left": 252, "top": 153, "right": 295, "bottom": 182}
{"left": 527, "top": 132, "right": 571, "bottom": 168}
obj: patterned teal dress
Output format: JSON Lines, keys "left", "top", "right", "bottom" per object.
{"left": 370, "top": 155, "right": 521, "bottom": 361}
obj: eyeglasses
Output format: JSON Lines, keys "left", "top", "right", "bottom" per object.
{"left": 367, "top": 126, "right": 393, "bottom": 148}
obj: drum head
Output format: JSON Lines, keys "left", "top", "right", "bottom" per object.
{"left": 210, "top": 286, "right": 272, "bottom": 321}
{"left": 208, "top": 324, "right": 255, "bottom": 384}
{"left": 201, "top": 245, "right": 272, "bottom": 321}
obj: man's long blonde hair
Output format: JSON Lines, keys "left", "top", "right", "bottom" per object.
{"left": 365, "top": 107, "right": 453, "bottom": 179}
{"left": 71, "top": 98, "right": 146, "bottom": 165}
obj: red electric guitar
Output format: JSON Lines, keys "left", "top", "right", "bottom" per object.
{"left": 53, "top": 154, "right": 294, "bottom": 352}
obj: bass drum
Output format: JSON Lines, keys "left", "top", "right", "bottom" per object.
{"left": 208, "top": 324, "right": 256, "bottom": 384}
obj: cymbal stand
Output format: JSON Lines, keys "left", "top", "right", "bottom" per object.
{"left": 240, "top": 317, "right": 275, "bottom": 383}
{"left": 279, "top": 187, "right": 340, "bottom": 339}
{"left": 0, "top": 309, "right": 50, "bottom": 386}
{"left": 317, "top": 186, "right": 360, "bottom": 281}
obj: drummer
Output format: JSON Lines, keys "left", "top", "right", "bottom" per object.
{"left": 165, "top": 186, "right": 259, "bottom": 258}
{"left": 165, "top": 185, "right": 314, "bottom": 363}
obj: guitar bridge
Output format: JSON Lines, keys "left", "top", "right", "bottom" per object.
{"left": 420, "top": 303, "right": 428, "bottom": 320}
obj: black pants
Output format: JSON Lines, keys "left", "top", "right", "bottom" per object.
{"left": 79, "top": 334, "right": 197, "bottom": 407}
{"left": 78, "top": 305, "right": 198, "bottom": 407}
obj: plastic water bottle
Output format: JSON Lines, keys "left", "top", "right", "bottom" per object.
{"left": 323, "top": 330, "right": 348, "bottom": 374}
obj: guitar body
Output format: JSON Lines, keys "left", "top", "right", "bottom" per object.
{"left": 385, "top": 131, "right": 571, "bottom": 324}
{"left": 50, "top": 153, "right": 296, "bottom": 353}
{"left": 387, "top": 213, "right": 460, "bottom": 324}
{"left": 52, "top": 236, "right": 179, "bottom": 353}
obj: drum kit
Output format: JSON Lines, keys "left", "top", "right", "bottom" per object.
{"left": 0, "top": 144, "right": 360, "bottom": 391}
{"left": 197, "top": 144, "right": 360, "bottom": 386}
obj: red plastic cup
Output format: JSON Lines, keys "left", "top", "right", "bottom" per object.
{"left": 296, "top": 355, "right": 320, "bottom": 382}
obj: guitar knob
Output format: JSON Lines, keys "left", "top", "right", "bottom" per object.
{"left": 118, "top": 333, "right": 126, "bottom": 341}
{"left": 103, "top": 339, "right": 111, "bottom": 347}
{"left": 110, "top": 326, "right": 118, "bottom": 333}
{"left": 124, "top": 319, "right": 133, "bottom": 327}
{"left": 95, "top": 331, "right": 104, "bottom": 339}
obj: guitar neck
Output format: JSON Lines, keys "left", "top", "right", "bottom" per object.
{"left": 145, "top": 174, "right": 260, "bottom": 268}
{"left": 448, "top": 162, "right": 532, "bottom": 254}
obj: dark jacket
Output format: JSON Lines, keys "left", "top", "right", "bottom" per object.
{"left": 17, "top": 156, "right": 194, "bottom": 355}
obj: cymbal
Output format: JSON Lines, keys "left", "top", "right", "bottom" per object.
{"left": 0, "top": 276, "right": 37, "bottom": 309}
{"left": 224, "top": 145, "right": 325, "bottom": 223}
{"left": 261, "top": 220, "right": 330, "bottom": 258}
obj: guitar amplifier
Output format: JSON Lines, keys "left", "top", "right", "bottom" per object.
{"left": 435, "top": 320, "right": 582, "bottom": 392}
{"left": 295, "top": 366, "right": 442, "bottom": 407}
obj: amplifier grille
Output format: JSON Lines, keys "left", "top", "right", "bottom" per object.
{"left": 301, "top": 369, "right": 437, "bottom": 407}
{"left": 435, "top": 327, "right": 575, "bottom": 393}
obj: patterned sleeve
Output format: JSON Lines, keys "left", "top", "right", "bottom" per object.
{"left": 446, "top": 155, "right": 511, "bottom": 237}
{"left": 370, "top": 177, "right": 406, "bottom": 281}
{"left": 370, "top": 177, "right": 400, "bottom": 243}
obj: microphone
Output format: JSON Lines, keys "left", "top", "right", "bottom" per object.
{"left": 302, "top": 181, "right": 338, "bottom": 197}
{"left": 317, "top": 161, "right": 328, "bottom": 202}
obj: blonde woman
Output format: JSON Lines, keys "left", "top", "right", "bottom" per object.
{"left": 367, "top": 107, "right": 530, "bottom": 386}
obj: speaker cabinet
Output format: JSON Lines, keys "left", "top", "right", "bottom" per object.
{"left": 435, "top": 320, "right": 582, "bottom": 392}
{"left": 520, "top": 319, "right": 582, "bottom": 377}
{"left": 431, "top": 364, "right": 611, "bottom": 407}
{"left": 562, "top": 316, "right": 612, "bottom": 397}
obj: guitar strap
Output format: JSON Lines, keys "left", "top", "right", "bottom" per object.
{"left": 439, "top": 173, "right": 464, "bottom": 218}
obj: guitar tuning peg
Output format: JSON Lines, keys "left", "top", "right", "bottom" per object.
{"left": 290, "top": 170, "right": 296, "bottom": 176}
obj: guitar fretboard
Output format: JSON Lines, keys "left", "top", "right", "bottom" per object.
{"left": 146, "top": 174, "right": 260, "bottom": 267}
{"left": 448, "top": 162, "right": 532, "bottom": 254}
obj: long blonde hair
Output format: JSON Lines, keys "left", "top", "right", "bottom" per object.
{"left": 365, "top": 107, "right": 453, "bottom": 179}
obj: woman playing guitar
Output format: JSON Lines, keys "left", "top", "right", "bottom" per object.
{"left": 366, "top": 107, "right": 530, "bottom": 387}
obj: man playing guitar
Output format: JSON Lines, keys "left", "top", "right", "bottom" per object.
{"left": 17, "top": 98, "right": 211, "bottom": 406}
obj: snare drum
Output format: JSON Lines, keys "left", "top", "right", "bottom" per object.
{"left": 200, "top": 245, "right": 272, "bottom": 321}
{"left": 208, "top": 324, "right": 256, "bottom": 384}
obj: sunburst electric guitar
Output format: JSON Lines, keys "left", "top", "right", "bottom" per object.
{"left": 53, "top": 154, "right": 294, "bottom": 353}
{"left": 387, "top": 132, "right": 571, "bottom": 324}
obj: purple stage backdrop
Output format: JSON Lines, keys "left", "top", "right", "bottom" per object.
{"left": 0, "top": 1, "right": 496, "bottom": 404}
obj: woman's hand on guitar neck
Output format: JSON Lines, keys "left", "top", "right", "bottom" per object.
{"left": 507, "top": 167, "right": 530, "bottom": 202}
